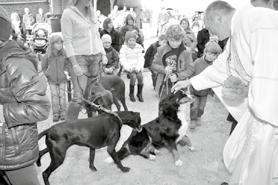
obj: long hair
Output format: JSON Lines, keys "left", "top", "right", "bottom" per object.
{"left": 66, "top": 0, "right": 96, "bottom": 23}
{"left": 46, "top": 34, "right": 64, "bottom": 58}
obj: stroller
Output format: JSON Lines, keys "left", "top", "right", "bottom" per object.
{"left": 31, "top": 23, "right": 50, "bottom": 54}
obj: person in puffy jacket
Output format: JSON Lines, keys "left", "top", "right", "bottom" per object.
{"left": 0, "top": 6, "right": 50, "bottom": 185}
{"left": 120, "top": 31, "right": 144, "bottom": 102}
{"left": 42, "top": 34, "right": 68, "bottom": 122}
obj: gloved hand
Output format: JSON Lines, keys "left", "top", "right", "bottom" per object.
{"left": 72, "top": 64, "right": 83, "bottom": 76}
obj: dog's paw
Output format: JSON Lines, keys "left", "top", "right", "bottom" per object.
{"left": 154, "top": 149, "right": 160, "bottom": 155}
{"left": 89, "top": 165, "right": 98, "bottom": 172}
{"left": 189, "top": 146, "right": 195, "bottom": 151}
{"left": 121, "top": 166, "right": 130, "bottom": 172}
{"left": 149, "top": 154, "right": 156, "bottom": 161}
{"left": 104, "top": 157, "right": 113, "bottom": 164}
{"left": 175, "top": 159, "right": 183, "bottom": 167}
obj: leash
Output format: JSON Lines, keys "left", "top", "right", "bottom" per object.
{"left": 47, "top": 73, "right": 122, "bottom": 122}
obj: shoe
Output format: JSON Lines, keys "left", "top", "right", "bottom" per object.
{"left": 189, "top": 120, "right": 197, "bottom": 129}
{"left": 137, "top": 84, "right": 144, "bottom": 102}
{"left": 221, "top": 183, "right": 228, "bottom": 185}
{"left": 129, "top": 85, "right": 136, "bottom": 102}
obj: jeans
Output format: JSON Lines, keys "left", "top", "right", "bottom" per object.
{"left": 129, "top": 71, "right": 143, "bottom": 86}
{"left": 49, "top": 82, "right": 67, "bottom": 117}
{"left": 190, "top": 95, "right": 208, "bottom": 120}
{"left": 66, "top": 54, "right": 102, "bottom": 120}
{"left": 4, "top": 164, "right": 40, "bottom": 185}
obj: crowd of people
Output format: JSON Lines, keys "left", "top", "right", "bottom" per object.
{"left": 1, "top": 0, "right": 278, "bottom": 184}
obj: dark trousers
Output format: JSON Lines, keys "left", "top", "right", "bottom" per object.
{"left": 190, "top": 95, "right": 208, "bottom": 120}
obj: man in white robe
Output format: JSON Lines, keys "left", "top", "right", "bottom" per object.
{"left": 172, "top": 1, "right": 278, "bottom": 184}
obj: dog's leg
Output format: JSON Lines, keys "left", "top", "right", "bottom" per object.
{"left": 36, "top": 148, "right": 48, "bottom": 167}
{"left": 119, "top": 95, "right": 128, "bottom": 111}
{"left": 165, "top": 142, "right": 183, "bottom": 167}
{"left": 42, "top": 146, "right": 66, "bottom": 185}
{"left": 89, "top": 148, "right": 97, "bottom": 171}
{"left": 113, "top": 97, "right": 121, "bottom": 111}
{"left": 107, "top": 146, "right": 130, "bottom": 172}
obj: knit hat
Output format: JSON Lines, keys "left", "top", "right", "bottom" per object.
{"left": 101, "top": 34, "right": 112, "bottom": 43}
{"left": 204, "top": 41, "right": 222, "bottom": 54}
{"left": 125, "top": 31, "right": 137, "bottom": 42}
{"left": 0, "top": 6, "right": 12, "bottom": 41}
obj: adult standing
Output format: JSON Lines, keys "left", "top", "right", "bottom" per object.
{"left": 22, "top": 8, "right": 34, "bottom": 35}
{"left": 100, "top": 18, "right": 121, "bottom": 52}
{"left": 172, "top": 1, "right": 278, "bottom": 184}
{"left": 61, "top": 0, "right": 107, "bottom": 121}
{"left": 180, "top": 18, "right": 197, "bottom": 53}
{"left": 35, "top": 8, "right": 46, "bottom": 23}
{"left": 0, "top": 6, "right": 50, "bottom": 185}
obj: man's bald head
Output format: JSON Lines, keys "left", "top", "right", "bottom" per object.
{"left": 204, "top": 1, "right": 235, "bottom": 40}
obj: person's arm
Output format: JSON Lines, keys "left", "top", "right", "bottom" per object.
{"left": 136, "top": 45, "right": 145, "bottom": 70}
{"left": 175, "top": 51, "right": 194, "bottom": 80}
{"left": 3, "top": 58, "right": 50, "bottom": 128}
{"left": 197, "top": 30, "right": 208, "bottom": 54}
{"left": 119, "top": 46, "right": 131, "bottom": 71}
{"left": 111, "top": 49, "right": 119, "bottom": 69}
{"left": 41, "top": 54, "right": 48, "bottom": 73}
{"left": 61, "top": 10, "right": 75, "bottom": 59}
{"left": 151, "top": 47, "right": 166, "bottom": 74}
{"left": 190, "top": 41, "right": 230, "bottom": 90}
{"left": 144, "top": 44, "right": 155, "bottom": 68}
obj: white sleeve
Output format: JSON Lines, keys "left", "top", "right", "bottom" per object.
{"left": 190, "top": 41, "right": 230, "bottom": 90}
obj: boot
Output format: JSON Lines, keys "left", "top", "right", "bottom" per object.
{"left": 129, "top": 85, "right": 136, "bottom": 102}
{"left": 53, "top": 114, "right": 60, "bottom": 122}
{"left": 137, "top": 84, "right": 144, "bottom": 102}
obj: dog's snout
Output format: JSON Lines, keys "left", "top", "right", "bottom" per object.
{"left": 136, "top": 125, "right": 143, "bottom": 132}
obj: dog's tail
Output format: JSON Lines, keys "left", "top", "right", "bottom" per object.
{"left": 38, "top": 128, "right": 50, "bottom": 140}
{"left": 36, "top": 128, "right": 50, "bottom": 167}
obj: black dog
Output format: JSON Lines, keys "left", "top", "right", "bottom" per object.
{"left": 84, "top": 80, "right": 113, "bottom": 117}
{"left": 117, "top": 91, "right": 193, "bottom": 165}
{"left": 37, "top": 111, "right": 141, "bottom": 185}
{"left": 100, "top": 75, "right": 128, "bottom": 111}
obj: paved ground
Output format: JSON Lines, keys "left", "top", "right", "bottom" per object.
{"left": 0, "top": 35, "right": 232, "bottom": 185}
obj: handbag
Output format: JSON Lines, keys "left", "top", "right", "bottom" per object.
{"left": 222, "top": 39, "right": 250, "bottom": 107}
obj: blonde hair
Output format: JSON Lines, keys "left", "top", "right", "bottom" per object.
{"left": 46, "top": 34, "right": 64, "bottom": 58}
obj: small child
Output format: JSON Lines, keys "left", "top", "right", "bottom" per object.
{"left": 144, "top": 34, "right": 167, "bottom": 88}
{"left": 151, "top": 24, "right": 193, "bottom": 99}
{"left": 120, "top": 31, "right": 144, "bottom": 102}
{"left": 189, "top": 41, "right": 222, "bottom": 129}
{"left": 101, "top": 34, "right": 119, "bottom": 75}
{"left": 42, "top": 34, "right": 68, "bottom": 122}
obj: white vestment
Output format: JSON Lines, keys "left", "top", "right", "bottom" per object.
{"left": 190, "top": 5, "right": 278, "bottom": 185}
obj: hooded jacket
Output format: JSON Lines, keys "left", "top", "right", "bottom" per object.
{"left": 0, "top": 40, "right": 50, "bottom": 170}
